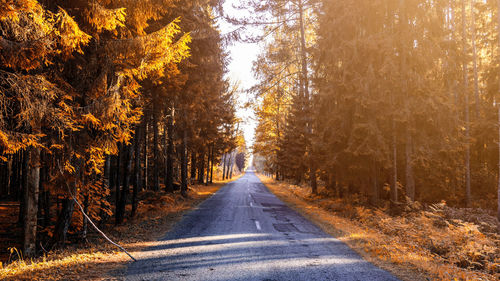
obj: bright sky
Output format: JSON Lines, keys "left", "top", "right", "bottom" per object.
{"left": 217, "top": 0, "right": 262, "bottom": 150}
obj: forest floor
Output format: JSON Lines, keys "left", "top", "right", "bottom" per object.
{"left": 258, "top": 174, "right": 500, "bottom": 281}
{"left": 0, "top": 178, "right": 237, "bottom": 281}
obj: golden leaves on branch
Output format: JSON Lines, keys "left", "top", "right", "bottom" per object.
{"left": 0, "top": 0, "right": 194, "bottom": 182}
{"left": 82, "top": 113, "right": 102, "bottom": 128}
{"left": 0, "top": 70, "right": 79, "bottom": 153}
{"left": 86, "top": 2, "right": 126, "bottom": 33}
{"left": 0, "top": 1, "right": 52, "bottom": 70}
{"left": 108, "top": 17, "right": 192, "bottom": 80}
{"left": 53, "top": 8, "right": 91, "bottom": 57}
{"left": 0, "top": 1, "right": 91, "bottom": 70}
{"left": 0, "top": 0, "right": 41, "bottom": 22}
{"left": 114, "top": 0, "right": 177, "bottom": 35}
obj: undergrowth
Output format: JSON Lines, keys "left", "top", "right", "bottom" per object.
{"left": 0, "top": 183, "right": 223, "bottom": 281}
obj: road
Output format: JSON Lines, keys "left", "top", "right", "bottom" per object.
{"left": 126, "top": 171, "right": 399, "bottom": 281}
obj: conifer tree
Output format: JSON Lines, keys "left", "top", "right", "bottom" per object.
{"left": 233, "top": 0, "right": 318, "bottom": 191}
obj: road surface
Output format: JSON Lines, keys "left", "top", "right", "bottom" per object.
{"left": 126, "top": 171, "right": 399, "bottom": 281}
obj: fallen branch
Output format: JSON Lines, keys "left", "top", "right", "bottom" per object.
{"left": 58, "top": 163, "right": 137, "bottom": 262}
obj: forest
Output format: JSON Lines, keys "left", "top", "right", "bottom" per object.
{"left": 0, "top": 0, "right": 500, "bottom": 280}
{"left": 0, "top": 0, "right": 247, "bottom": 264}
{"left": 251, "top": 0, "right": 500, "bottom": 216}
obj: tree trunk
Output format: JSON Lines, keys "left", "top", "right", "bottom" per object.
{"left": 0, "top": 162, "right": 7, "bottom": 198}
{"left": 18, "top": 150, "right": 27, "bottom": 225}
{"left": 372, "top": 164, "right": 379, "bottom": 205}
{"left": 82, "top": 194, "right": 89, "bottom": 241}
{"left": 132, "top": 126, "right": 141, "bottom": 218}
{"left": 222, "top": 153, "right": 226, "bottom": 180}
{"left": 116, "top": 144, "right": 132, "bottom": 225}
{"left": 181, "top": 130, "right": 188, "bottom": 197}
{"left": 190, "top": 152, "right": 196, "bottom": 181}
{"left": 310, "top": 165, "right": 317, "bottom": 194}
{"left": 209, "top": 145, "right": 214, "bottom": 184}
{"left": 298, "top": 0, "right": 316, "bottom": 194}
{"left": 206, "top": 146, "right": 210, "bottom": 186}
{"left": 52, "top": 160, "right": 78, "bottom": 248}
{"left": 23, "top": 147, "right": 40, "bottom": 257}
{"left": 400, "top": 0, "right": 415, "bottom": 201}
{"left": 462, "top": 0, "right": 471, "bottom": 207}
{"left": 294, "top": 170, "right": 302, "bottom": 185}
{"left": 298, "top": 0, "right": 309, "bottom": 101}
{"left": 42, "top": 163, "right": 50, "bottom": 228}
{"left": 143, "top": 119, "right": 148, "bottom": 190}
{"left": 114, "top": 146, "right": 121, "bottom": 222}
{"left": 10, "top": 153, "right": 19, "bottom": 201}
{"left": 326, "top": 172, "right": 332, "bottom": 190}
{"left": 392, "top": 120, "right": 398, "bottom": 202}
{"left": 497, "top": 105, "right": 500, "bottom": 229}
{"left": 162, "top": 121, "right": 167, "bottom": 187}
{"left": 165, "top": 106, "right": 174, "bottom": 192}
{"left": 51, "top": 198, "right": 74, "bottom": 247}
{"left": 227, "top": 152, "right": 233, "bottom": 179}
{"left": 43, "top": 188, "right": 50, "bottom": 228}
{"left": 152, "top": 106, "right": 160, "bottom": 191}
{"left": 225, "top": 153, "right": 230, "bottom": 180}
{"left": 471, "top": 0, "right": 480, "bottom": 118}
{"left": 37, "top": 162, "right": 44, "bottom": 226}
{"left": 198, "top": 150, "right": 205, "bottom": 184}
{"left": 390, "top": 2, "right": 398, "bottom": 203}
{"left": 99, "top": 155, "right": 111, "bottom": 225}
{"left": 405, "top": 129, "right": 415, "bottom": 200}
{"left": 6, "top": 156, "right": 12, "bottom": 198}
{"left": 229, "top": 152, "right": 234, "bottom": 179}
{"left": 497, "top": 0, "right": 500, "bottom": 230}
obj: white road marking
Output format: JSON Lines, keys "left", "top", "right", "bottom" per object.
{"left": 255, "top": 221, "right": 261, "bottom": 231}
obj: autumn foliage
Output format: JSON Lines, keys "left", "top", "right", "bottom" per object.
{"left": 0, "top": 0, "right": 241, "bottom": 262}
{"left": 252, "top": 0, "right": 500, "bottom": 218}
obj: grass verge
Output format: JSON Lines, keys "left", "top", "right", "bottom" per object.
{"left": 257, "top": 174, "right": 500, "bottom": 281}
{"left": 0, "top": 180, "right": 230, "bottom": 281}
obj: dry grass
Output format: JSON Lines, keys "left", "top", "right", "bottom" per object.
{"left": 0, "top": 182, "right": 225, "bottom": 281}
{"left": 258, "top": 174, "right": 500, "bottom": 281}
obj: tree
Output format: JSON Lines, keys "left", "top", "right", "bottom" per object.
{"left": 497, "top": 0, "right": 500, "bottom": 229}
{"left": 235, "top": 152, "right": 246, "bottom": 172}
{"left": 253, "top": 0, "right": 497, "bottom": 210}
{"left": 0, "top": 1, "right": 91, "bottom": 256}
{"left": 231, "top": 0, "right": 319, "bottom": 192}
{"left": 0, "top": 0, "right": 203, "bottom": 254}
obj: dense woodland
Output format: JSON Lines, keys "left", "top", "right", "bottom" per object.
{"left": 1, "top": 0, "right": 500, "bottom": 277}
{"left": 250, "top": 0, "right": 500, "bottom": 222}
{"left": 0, "top": 0, "right": 245, "bottom": 258}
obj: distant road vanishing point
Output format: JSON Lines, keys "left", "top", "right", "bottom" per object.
{"left": 126, "top": 171, "right": 400, "bottom": 281}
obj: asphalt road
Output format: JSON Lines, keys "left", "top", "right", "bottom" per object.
{"left": 126, "top": 171, "right": 399, "bottom": 281}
